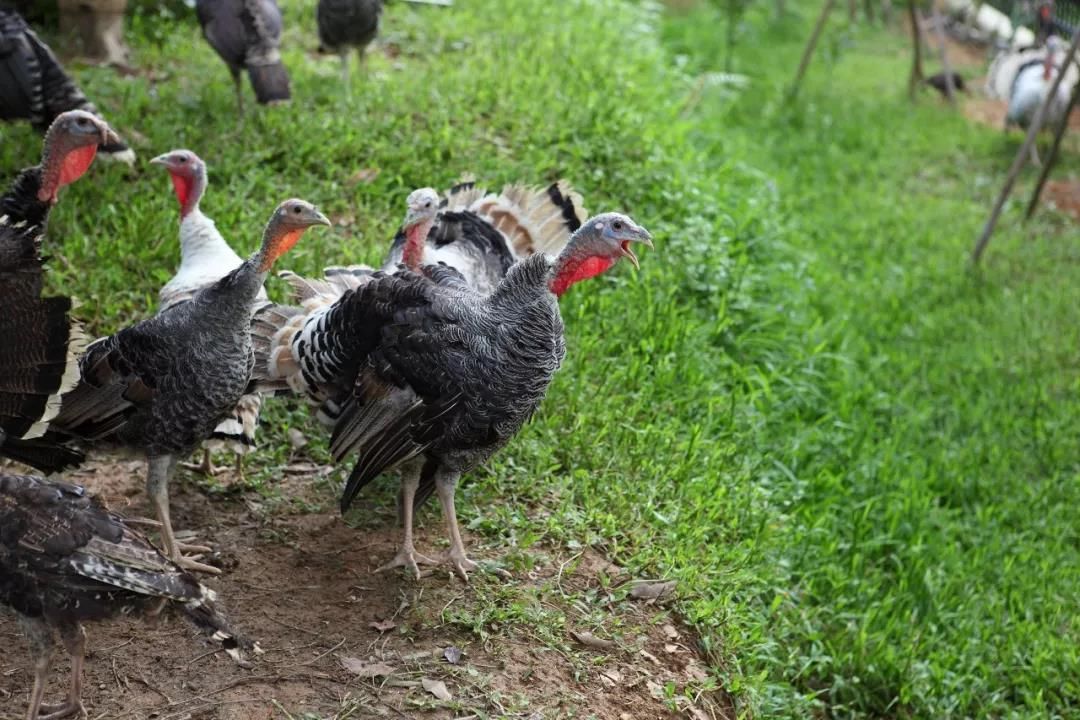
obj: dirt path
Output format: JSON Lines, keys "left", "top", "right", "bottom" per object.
{"left": 0, "top": 460, "right": 726, "bottom": 719}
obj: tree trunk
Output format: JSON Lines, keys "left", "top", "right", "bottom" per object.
{"left": 973, "top": 27, "right": 1080, "bottom": 263}
{"left": 865, "top": 0, "right": 876, "bottom": 23}
{"left": 790, "top": 0, "right": 835, "bottom": 99}
{"left": 908, "top": 0, "right": 924, "bottom": 100}
{"left": 849, "top": 0, "right": 858, "bottom": 21}
{"left": 1025, "top": 81, "right": 1080, "bottom": 219}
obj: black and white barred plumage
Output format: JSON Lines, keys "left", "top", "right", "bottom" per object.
{"left": 0, "top": 473, "right": 251, "bottom": 720}
{"left": 0, "top": 8, "right": 134, "bottom": 163}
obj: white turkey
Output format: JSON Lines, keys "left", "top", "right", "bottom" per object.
{"left": 151, "top": 148, "right": 269, "bottom": 478}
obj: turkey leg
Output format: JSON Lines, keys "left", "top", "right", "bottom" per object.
{"left": 147, "top": 455, "right": 220, "bottom": 575}
{"left": 231, "top": 68, "right": 245, "bottom": 116}
{"left": 339, "top": 51, "right": 352, "bottom": 100}
{"left": 376, "top": 466, "right": 438, "bottom": 579}
{"left": 434, "top": 470, "right": 509, "bottom": 582}
{"left": 20, "top": 616, "right": 53, "bottom": 720}
{"left": 36, "top": 625, "right": 86, "bottom": 720}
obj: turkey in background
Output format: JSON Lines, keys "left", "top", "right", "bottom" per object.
{"left": 0, "top": 7, "right": 134, "bottom": 163}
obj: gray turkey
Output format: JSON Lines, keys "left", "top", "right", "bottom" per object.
{"left": 0, "top": 7, "right": 134, "bottom": 164}
{"left": 46, "top": 199, "right": 329, "bottom": 574}
{"left": 195, "top": 0, "right": 291, "bottom": 113}
{"left": 0, "top": 109, "right": 118, "bottom": 475}
{"left": 151, "top": 149, "right": 269, "bottom": 479}
{"left": 0, "top": 473, "right": 253, "bottom": 720}
{"left": 316, "top": 0, "right": 382, "bottom": 96}
{"left": 255, "top": 209, "right": 651, "bottom": 580}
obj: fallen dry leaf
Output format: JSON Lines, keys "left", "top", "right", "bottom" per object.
{"left": 369, "top": 619, "right": 396, "bottom": 633}
{"left": 287, "top": 428, "right": 308, "bottom": 449}
{"left": 443, "top": 646, "right": 463, "bottom": 664}
{"left": 421, "top": 677, "right": 452, "bottom": 700}
{"left": 570, "top": 630, "right": 616, "bottom": 651}
{"left": 628, "top": 580, "right": 676, "bottom": 601}
{"left": 640, "top": 649, "right": 662, "bottom": 666}
{"left": 599, "top": 668, "right": 624, "bottom": 687}
{"left": 688, "top": 706, "right": 712, "bottom": 720}
{"left": 662, "top": 623, "right": 679, "bottom": 640}
{"left": 664, "top": 643, "right": 680, "bottom": 654}
{"left": 339, "top": 656, "right": 394, "bottom": 678}
{"left": 685, "top": 661, "right": 710, "bottom": 682}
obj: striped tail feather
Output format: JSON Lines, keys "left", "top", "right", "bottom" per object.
{"left": 204, "top": 392, "right": 261, "bottom": 455}
{"left": 180, "top": 587, "right": 257, "bottom": 666}
{"left": 471, "top": 180, "right": 586, "bottom": 258}
{"left": 0, "top": 295, "right": 86, "bottom": 438}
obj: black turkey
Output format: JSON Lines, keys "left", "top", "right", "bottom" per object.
{"left": 47, "top": 200, "right": 329, "bottom": 574}
{"left": 196, "top": 0, "right": 291, "bottom": 113}
{"left": 256, "top": 211, "right": 652, "bottom": 580}
{"left": 0, "top": 110, "right": 118, "bottom": 474}
{"left": 0, "top": 473, "right": 253, "bottom": 720}
{"left": 316, "top": 0, "right": 382, "bottom": 94}
{"left": 0, "top": 8, "right": 134, "bottom": 163}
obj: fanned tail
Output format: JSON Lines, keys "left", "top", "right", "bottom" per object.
{"left": 204, "top": 392, "right": 261, "bottom": 454}
{"left": 247, "top": 61, "right": 291, "bottom": 104}
{"left": 471, "top": 180, "right": 586, "bottom": 258}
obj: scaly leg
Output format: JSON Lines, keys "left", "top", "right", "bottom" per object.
{"left": 19, "top": 616, "right": 53, "bottom": 720}
{"left": 433, "top": 470, "right": 510, "bottom": 582}
{"left": 37, "top": 625, "right": 85, "bottom": 720}
{"left": 232, "top": 69, "right": 245, "bottom": 117}
{"left": 147, "top": 455, "right": 219, "bottom": 575}
{"left": 377, "top": 466, "right": 438, "bottom": 579}
{"left": 180, "top": 449, "right": 219, "bottom": 477}
{"left": 340, "top": 51, "right": 351, "bottom": 100}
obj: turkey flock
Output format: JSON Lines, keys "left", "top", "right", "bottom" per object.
{"left": 0, "top": 3, "right": 654, "bottom": 718}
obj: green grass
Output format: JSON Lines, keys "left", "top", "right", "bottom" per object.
{"left": 5, "top": 0, "right": 1080, "bottom": 716}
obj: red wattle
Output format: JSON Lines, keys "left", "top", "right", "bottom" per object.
{"left": 169, "top": 173, "right": 192, "bottom": 212}
{"left": 402, "top": 223, "right": 426, "bottom": 269}
{"left": 549, "top": 255, "right": 616, "bottom": 297}
{"left": 260, "top": 228, "right": 305, "bottom": 271}
{"left": 57, "top": 145, "right": 98, "bottom": 192}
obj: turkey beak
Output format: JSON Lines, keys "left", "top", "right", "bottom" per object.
{"left": 619, "top": 227, "right": 653, "bottom": 270}
{"left": 309, "top": 209, "right": 332, "bottom": 228}
{"left": 149, "top": 154, "right": 169, "bottom": 167}
{"left": 101, "top": 125, "right": 121, "bottom": 148}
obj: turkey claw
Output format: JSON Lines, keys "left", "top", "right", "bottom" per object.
{"left": 376, "top": 546, "right": 439, "bottom": 580}
{"left": 176, "top": 555, "right": 221, "bottom": 575}
{"left": 444, "top": 551, "right": 510, "bottom": 582}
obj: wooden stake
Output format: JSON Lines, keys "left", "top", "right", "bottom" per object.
{"left": 790, "top": 0, "right": 836, "bottom": 99}
{"left": 908, "top": 0, "right": 924, "bottom": 100}
{"left": 972, "top": 27, "right": 1080, "bottom": 264}
{"left": 1025, "top": 80, "right": 1080, "bottom": 219}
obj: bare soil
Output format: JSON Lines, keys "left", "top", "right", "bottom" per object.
{"left": 0, "top": 459, "right": 729, "bottom": 720}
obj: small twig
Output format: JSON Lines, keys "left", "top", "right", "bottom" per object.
{"left": 296, "top": 636, "right": 346, "bottom": 668}
{"left": 263, "top": 611, "right": 322, "bottom": 638}
{"left": 555, "top": 550, "right": 586, "bottom": 596}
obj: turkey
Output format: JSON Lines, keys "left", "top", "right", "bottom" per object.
{"left": 151, "top": 149, "right": 269, "bottom": 478}
{"left": 1004, "top": 36, "right": 1073, "bottom": 166}
{"left": 0, "top": 473, "right": 253, "bottom": 720}
{"left": 316, "top": 0, "right": 382, "bottom": 96}
{"left": 196, "top": 0, "right": 291, "bottom": 113}
{"left": 0, "top": 8, "right": 134, "bottom": 164}
{"left": 256, "top": 211, "right": 651, "bottom": 580}
{"left": 0, "top": 109, "right": 118, "bottom": 474}
{"left": 47, "top": 199, "right": 329, "bottom": 574}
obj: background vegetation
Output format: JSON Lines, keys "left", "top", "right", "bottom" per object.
{"left": 3, "top": 0, "right": 1079, "bottom": 716}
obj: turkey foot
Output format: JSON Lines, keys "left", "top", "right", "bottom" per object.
{"left": 180, "top": 449, "right": 220, "bottom": 477}
{"left": 37, "top": 700, "right": 85, "bottom": 720}
{"left": 376, "top": 545, "right": 439, "bottom": 580}
{"left": 442, "top": 548, "right": 511, "bottom": 583}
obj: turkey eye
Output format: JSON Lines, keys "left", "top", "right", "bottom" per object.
{"left": 613, "top": 220, "right": 624, "bottom": 231}
{"left": 179, "top": 157, "right": 187, "bottom": 163}
{"left": 293, "top": 206, "right": 302, "bottom": 214}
